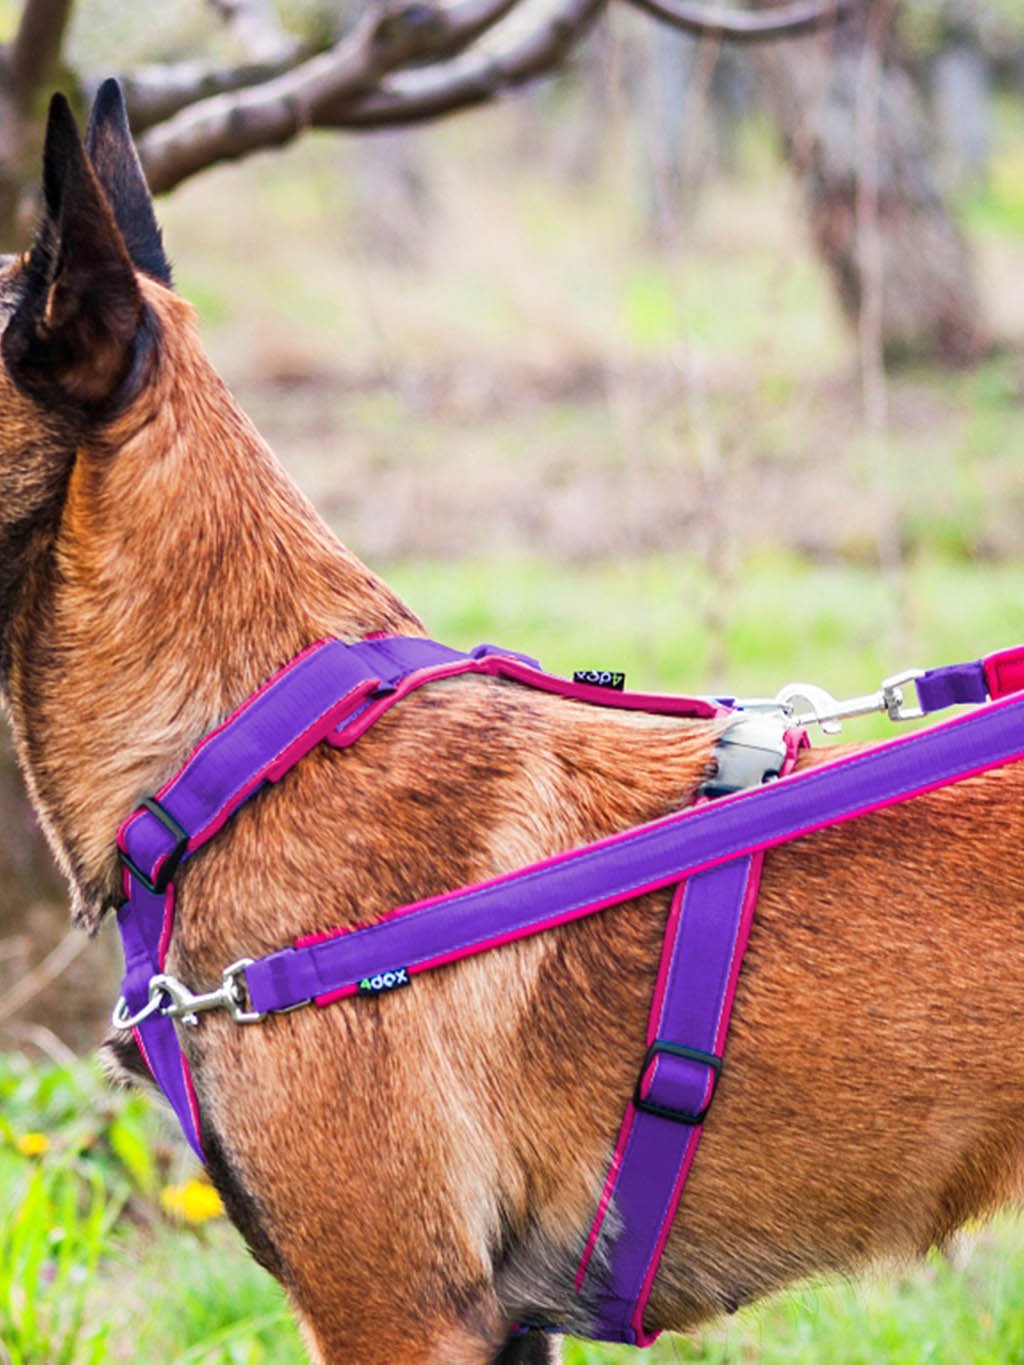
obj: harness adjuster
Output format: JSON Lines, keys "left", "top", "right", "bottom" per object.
{"left": 119, "top": 796, "right": 189, "bottom": 894}
{"left": 633, "top": 1040, "right": 722, "bottom": 1125}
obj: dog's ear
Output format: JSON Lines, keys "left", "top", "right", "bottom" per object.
{"left": 3, "top": 93, "right": 146, "bottom": 410}
{"left": 86, "top": 77, "right": 172, "bottom": 287}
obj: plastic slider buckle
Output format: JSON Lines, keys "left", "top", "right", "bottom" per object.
{"left": 119, "top": 797, "right": 189, "bottom": 895}
{"left": 634, "top": 1040, "right": 722, "bottom": 1126}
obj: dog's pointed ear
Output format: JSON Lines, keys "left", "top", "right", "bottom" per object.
{"left": 86, "top": 78, "right": 172, "bottom": 287}
{"left": 3, "top": 93, "right": 146, "bottom": 410}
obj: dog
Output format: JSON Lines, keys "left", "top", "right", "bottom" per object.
{"left": 3, "top": 82, "right": 1024, "bottom": 1365}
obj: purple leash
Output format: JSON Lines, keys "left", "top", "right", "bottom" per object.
{"left": 112, "top": 636, "right": 1024, "bottom": 1343}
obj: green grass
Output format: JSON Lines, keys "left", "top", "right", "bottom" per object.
{"left": 5, "top": 1056, "right": 1024, "bottom": 1360}
{"left": 386, "top": 550, "right": 1024, "bottom": 736}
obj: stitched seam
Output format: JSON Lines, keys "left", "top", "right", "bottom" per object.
{"left": 617, "top": 1125, "right": 701, "bottom": 1334}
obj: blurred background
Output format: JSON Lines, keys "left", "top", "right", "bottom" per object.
{"left": 2, "top": 1, "right": 1024, "bottom": 1360}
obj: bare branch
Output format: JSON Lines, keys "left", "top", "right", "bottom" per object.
{"left": 318, "top": 0, "right": 604, "bottom": 128}
{"left": 9, "top": 0, "right": 74, "bottom": 108}
{"left": 113, "top": 56, "right": 305, "bottom": 134}
{"left": 135, "top": 0, "right": 859, "bottom": 192}
{"left": 138, "top": 0, "right": 522, "bottom": 193}
{"left": 623, "top": 0, "right": 855, "bottom": 43}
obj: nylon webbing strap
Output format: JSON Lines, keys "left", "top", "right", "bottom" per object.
{"left": 576, "top": 856, "right": 762, "bottom": 1344}
{"left": 116, "top": 881, "right": 206, "bottom": 1160}
{"left": 115, "top": 635, "right": 722, "bottom": 1166}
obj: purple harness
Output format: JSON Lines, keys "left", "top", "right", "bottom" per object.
{"left": 112, "top": 635, "right": 1024, "bottom": 1346}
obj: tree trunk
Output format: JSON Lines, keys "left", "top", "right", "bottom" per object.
{"left": 757, "top": 9, "right": 988, "bottom": 367}
{"left": 931, "top": 41, "right": 992, "bottom": 190}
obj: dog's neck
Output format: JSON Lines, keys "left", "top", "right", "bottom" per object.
{"left": 10, "top": 284, "right": 421, "bottom": 929}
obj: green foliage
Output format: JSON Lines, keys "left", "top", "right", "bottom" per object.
{"left": 0, "top": 1052, "right": 157, "bottom": 1199}
{"left": 565, "top": 1224, "right": 1024, "bottom": 1363}
{"left": 0, "top": 1163, "right": 115, "bottom": 1365}
{"left": 899, "top": 1, "right": 1024, "bottom": 55}
{"left": 126, "top": 1225, "right": 306, "bottom": 1365}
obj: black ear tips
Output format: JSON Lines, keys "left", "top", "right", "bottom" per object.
{"left": 84, "top": 76, "right": 173, "bottom": 288}
{"left": 87, "top": 78, "right": 130, "bottom": 146}
{"left": 41, "top": 92, "right": 85, "bottom": 218}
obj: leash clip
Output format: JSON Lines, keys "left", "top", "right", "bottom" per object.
{"left": 775, "top": 668, "right": 926, "bottom": 734}
{"left": 111, "top": 958, "right": 265, "bottom": 1030}
{"left": 880, "top": 668, "right": 926, "bottom": 723}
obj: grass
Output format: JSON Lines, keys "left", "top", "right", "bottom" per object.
{"left": 386, "top": 550, "right": 1024, "bottom": 735}
{"left": 5, "top": 1058, "right": 1024, "bottom": 1362}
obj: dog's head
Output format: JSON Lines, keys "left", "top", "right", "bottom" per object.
{"left": 0, "top": 81, "right": 169, "bottom": 664}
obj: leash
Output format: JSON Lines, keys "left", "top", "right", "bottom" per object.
{"left": 111, "top": 636, "right": 1024, "bottom": 1345}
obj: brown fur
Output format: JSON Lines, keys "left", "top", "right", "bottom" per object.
{"left": 4, "top": 88, "right": 1024, "bottom": 1362}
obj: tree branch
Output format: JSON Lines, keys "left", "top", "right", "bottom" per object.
{"left": 137, "top": 0, "right": 523, "bottom": 193}
{"left": 113, "top": 56, "right": 305, "bottom": 134}
{"left": 9, "top": 0, "right": 74, "bottom": 109}
{"left": 135, "top": 0, "right": 860, "bottom": 192}
{"left": 623, "top": 0, "right": 854, "bottom": 42}
{"left": 318, "top": 0, "right": 604, "bottom": 128}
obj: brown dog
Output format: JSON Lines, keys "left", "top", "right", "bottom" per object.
{"left": 3, "top": 85, "right": 1024, "bottom": 1364}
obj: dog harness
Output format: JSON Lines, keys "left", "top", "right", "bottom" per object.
{"left": 112, "top": 634, "right": 1024, "bottom": 1347}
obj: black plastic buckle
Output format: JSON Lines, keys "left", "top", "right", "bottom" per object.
{"left": 119, "top": 797, "right": 189, "bottom": 895}
{"left": 634, "top": 1040, "right": 721, "bottom": 1125}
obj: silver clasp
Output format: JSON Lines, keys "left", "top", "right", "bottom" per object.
{"left": 773, "top": 669, "right": 925, "bottom": 735}
{"left": 111, "top": 958, "right": 265, "bottom": 1030}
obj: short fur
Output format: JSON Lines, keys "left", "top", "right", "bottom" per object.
{"left": 4, "top": 86, "right": 1024, "bottom": 1363}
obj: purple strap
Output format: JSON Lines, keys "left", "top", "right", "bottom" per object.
{"left": 117, "top": 881, "right": 205, "bottom": 1160}
{"left": 118, "top": 637, "right": 472, "bottom": 888}
{"left": 242, "top": 682, "right": 1024, "bottom": 1017}
{"left": 578, "top": 857, "right": 762, "bottom": 1344}
{"left": 116, "top": 636, "right": 467, "bottom": 1161}
{"left": 916, "top": 645, "right": 1024, "bottom": 713}
{"left": 916, "top": 662, "right": 989, "bottom": 712}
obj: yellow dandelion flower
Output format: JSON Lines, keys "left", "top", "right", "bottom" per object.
{"left": 15, "top": 1132, "right": 50, "bottom": 1157}
{"left": 161, "top": 1179, "right": 224, "bottom": 1223}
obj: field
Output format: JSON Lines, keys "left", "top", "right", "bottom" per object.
{"left": 4, "top": 80, "right": 1024, "bottom": 1364}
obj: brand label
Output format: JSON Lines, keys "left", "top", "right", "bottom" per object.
{"left": 573, "top": 669, "right": 626, "bottom": 691}
{"left": 358, "top": 967, "right": 411, "bottom": 995}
